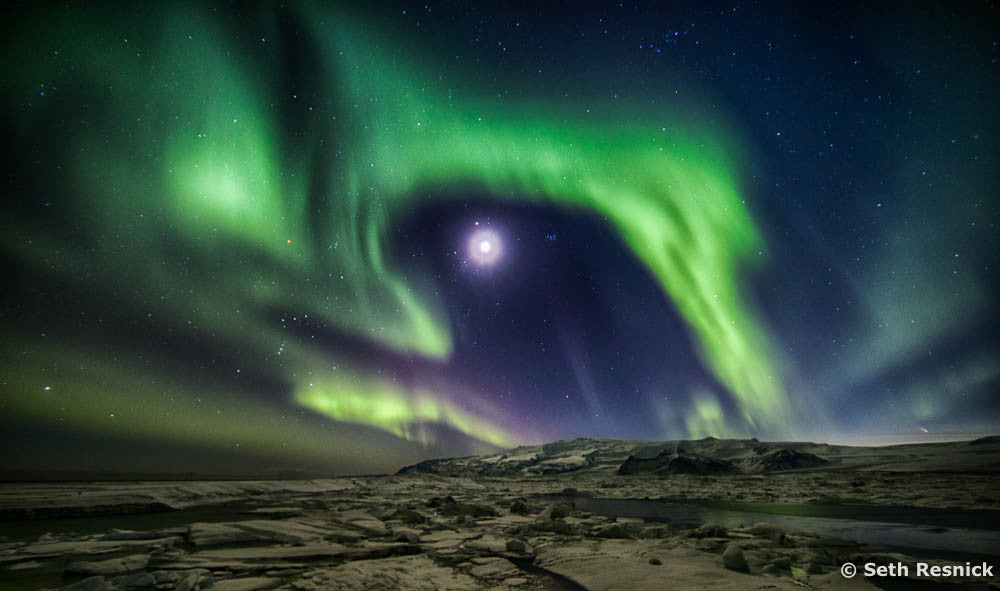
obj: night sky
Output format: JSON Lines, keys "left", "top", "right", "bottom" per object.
{"left": 1, "top": 1, "right": 997, "bottom": 478}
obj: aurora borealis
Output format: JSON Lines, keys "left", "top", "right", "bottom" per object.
{"left": 1, "top": 1, "right": 997, "bottom": 477}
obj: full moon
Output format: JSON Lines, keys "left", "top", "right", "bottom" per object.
{"left": 468, "top": 229, "right": 502, "bottom": 265}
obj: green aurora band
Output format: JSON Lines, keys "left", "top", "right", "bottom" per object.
{"left": 1, "top": 3, "right": 793, "bottom": 462}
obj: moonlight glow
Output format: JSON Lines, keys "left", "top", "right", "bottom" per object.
{"left": 468, "top": 229, "right": 503, "bottom": 266}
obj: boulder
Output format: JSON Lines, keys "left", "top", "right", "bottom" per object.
{"left": 722, "top": 543, "right": 749, "bottom": 573}
{"left": 390, "top": 508, "right": 426, "bottom": 524}
{"left": 505, "top": 539, "right": 530, "bottom": 553}
{"left": 437, "top": 499, "right": 499, "bottom": 518}
{"left": 540, "top": 501, "right": 575, "bottom": 520}
{"left": 393, "top": 529, "right": 421, "bottom": 544}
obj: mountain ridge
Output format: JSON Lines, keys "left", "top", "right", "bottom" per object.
{"left": 397, "top": 435, "right": 1000, "bottom": 476}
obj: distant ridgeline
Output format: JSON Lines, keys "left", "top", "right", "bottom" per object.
{"left": 397, "top": 436, "right": 1000, "bottom": 477}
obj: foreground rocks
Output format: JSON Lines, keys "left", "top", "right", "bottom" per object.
{"left": 2, "top": 436, "right": 999, "bottom": 589}
{"left": 1, "top": 472, "right": 997, "bottom": 590}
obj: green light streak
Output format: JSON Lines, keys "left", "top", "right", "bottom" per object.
{"left": 313, "top": 15, "right": 790, "bottom": 434}
{"left": 294, "top": 371, "right": 513, "bottom": 448}
{"left": 0, "top": 2, "right": 793, "bottom": 458}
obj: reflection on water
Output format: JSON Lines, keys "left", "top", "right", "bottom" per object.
{"left": 551, "top": 496, "right": 1000, "bottom": 558}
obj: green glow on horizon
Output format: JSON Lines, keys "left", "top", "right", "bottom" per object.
{"left": 685, "top": 392, "right": 733, "bottom": 439}
{"left": 0, "top": 341, "right": 392, "bottom": 472}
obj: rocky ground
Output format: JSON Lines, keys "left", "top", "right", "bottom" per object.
{"left": 1, "top": 437, "right": 998, "bottom": 590}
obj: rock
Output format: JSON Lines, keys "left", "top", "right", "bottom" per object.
{"left": 425, "top": 496, "right": 456, "bottom": 508}
{"left": 172, "top": 569, "right": 214, "bottom": 591}
{"left": 540, "top": 501, "right": 575, "bottom": 520}
{"left": 539, "top": 518, "right": 575, "bottom": 535}
{"left": 648, "top": 558, "right": 662, "bottom": 565}
{"left": 722, "top": 543, "right": 749, "bottom": 573}
{"left": 174, "top": 572, "right": 200, "bottom": 591}
{"left": 265, "top": 568, "right": 304, "bottom": 577}
{"left": 188, "top": 522, "right": 263, "bottom": 546}
{"left": 319, "top": 528, "right": 365, "bottom": 544}
{"left": 469, "top": 557, "right": 520, "bottom": 578}
{"left": 508, "top": 499, "right": 531, "bottom": 515}
{"left": 505, "top": 577, "right": 528, "bottom": 586}
{"left": 639, "top": 525, "right": 670, "bottom": 539}
{"left": 505, "top": 539, "right": 529, "bottom": 553}
{"left": 803, "top": 551, "right": 833, "bottom": 566}
{"left": 595, "top": 524, "right": 633, "bottom": 539}
{"left": 333, "top": 510, "right": 390, "bottom": 536}
{"left": 770, "top": 557, "right": 791, "bottom": 570}
{"left": 66, "top": 554, "right": 149, "bottom": 575}
{"left": 393, "top": 529, "right": 421, "bottom": 544}
{"left": 229, "top": 520, "right": 336, "bottom": 545}
{"left": 805, "top": 562, "right": 824, "bottom": 574}
{"left": 294, "top": 555, "right": 480, "bottom": 591}
{"left": 212, "top": 577, "right": 283, "bottom": 591}
{"left": 535, "top": 540, "right": 807, "bottom": 590}
{"left": 420, "top": 530, "right": 483, "bottom": 550}
{"left": 189, "top": 542, "right": 348, "bottom": 563}
{"left": 22, "top": 538, "right": 179, "bottom": 558}
{"left": 465, "top": 534, "right": 509, "bottom": 553}
{"left": 8, "top": 561, "right": 44, "bottom": 570}
{"left": 391, "top": 508, "right": 426, "bottom": 524}
{"left": 561, "top": 487, "right": 578, "bottom": 495}
{"left": 56, "top": 576, "right": 108, "bottom": 591}
{"left": 112, "top": 572, "right": 156, "bottom": 590}
{"left": 746, "top": 523, "right": 787, "bottom": 544}
{"left": 437, "top": 499, "right": 499, "bottom": 519}
{"left": 688, "top": 524, "right": 727, "bottom": 538}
